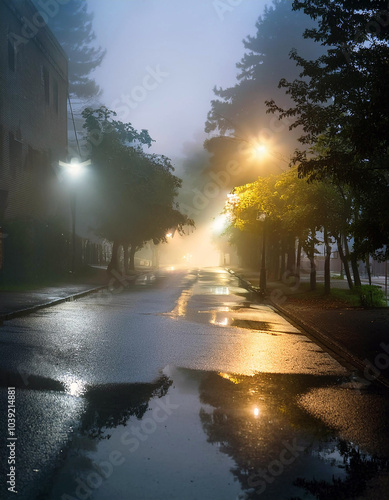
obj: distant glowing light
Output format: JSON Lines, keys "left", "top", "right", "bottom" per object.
{"left": 212, "top": 214, "right": 228, "bottom": 234}
{"left": 166, "top": 233, "right": 173, "bottom": 238}
{"left": 254, "top": 407, "right": 260, "bottom": 417}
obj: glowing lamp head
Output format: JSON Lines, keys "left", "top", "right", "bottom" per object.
{"left": 59, "top": 158, "right": 91, "bottom": 179}
{"left": 68, "top": 159, "right": 83, "bottom": 177}
{"left": 254, "top": 144, "right": 267, "bottom": 156}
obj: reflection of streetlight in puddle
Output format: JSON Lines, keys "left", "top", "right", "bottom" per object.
{"left": 210, "top": 312, "right": 229, "bottom": 326}
{"left": 63, "top": 377, "right": 87, "bottom": 397}
{"left": 209, "top": 286, "right": 229, "bottom": 295}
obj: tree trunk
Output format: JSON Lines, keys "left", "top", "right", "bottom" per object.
{"left": 296, "top": 239, "right": 302, "bottom": 281}
{"left": 129, "top": 245, "right": 136, "bottom": 271}
{"left": 343, "top": 236, "right": 361, "bottom": 286}
{"left": 107, "top": 240, "right": 120, "bottom": 275}
{"left": 286, "top": 236, "right": 296, "bottom": 274}
{"left": 309, "top": 256, "right": 316, "bottom": 291}
{"left": 336, "top": 235, "right": 353, "bottom": 289}
{"left": 123, "top": 243, "right": 129, "bottom": 275}
{"left": 349, "top": 253, "right": 360, "bottom": 288}
{"left": 308, "top": 232, "right": 316, "bottom": 291}
{"left": 323, "top": 227, "right": 331, "bottom": 295}
{"left": 350, "top": 255, "right": 361, "bottom": 287}
{"left": 270, "top": 239, "right": 280, "bottom": 281}
{"left": 279, "top": 237, "right": 286, "bottom": 281}
{"left": 366, "top": 252, "right": 372, "bottom": 285}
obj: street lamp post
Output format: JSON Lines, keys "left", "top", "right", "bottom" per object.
{"left": 59, "top": 158, "right": 90, "bottom": 273}
{"left": 257, "top": 212, "right": 267, "bottom": 295}
{"left": 214, "top": 123, "right": 289, "bottom": 297}
{"left": 70, "top": 190, "right": 76, "bottom": 274}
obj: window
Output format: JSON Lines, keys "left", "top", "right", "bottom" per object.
{"left": 8, "top": 39, "right": 15, "bottom": 72}
{"left": 53, "top": 79, "right": 59, "bottom": 114}
{"left": 42, "top": 66, "right": 50, "bottom": 104}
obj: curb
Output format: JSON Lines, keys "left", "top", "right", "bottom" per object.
{"left": 0, "top": 268, "right": 160, "bottom": 323}
{"left": 0, "top": 286, "right": 106, "bottom": 323}
{"left": 226, "top": 268, "right": 389, "bottom": 390}
{"left": 227, "top": 268, "right": 264, "bottom": 300}
{"left": 270, "top": 301, "right": 389, "bottom": 390}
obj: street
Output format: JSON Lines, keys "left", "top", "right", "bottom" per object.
{"left": 1, "top": 268, "right": 389, "bottom": 499}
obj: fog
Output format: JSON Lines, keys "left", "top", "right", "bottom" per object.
{"left": 74, "top": 0, "right": 320, "bottom": 266}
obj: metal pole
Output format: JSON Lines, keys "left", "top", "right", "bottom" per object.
{"left": 385, "top": 259, "right": 387, "bottom": 303}
{"left": 71, "top": 191, "right": 76, "bottom": 274}
{"left": 259, "top": 217, "right": 267, "bottom": 294}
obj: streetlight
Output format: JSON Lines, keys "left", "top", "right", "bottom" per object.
{"left": 59, "top": 158, "right": 91, "bottom": 273}
{"left": 256, "top": 211, "right": 267, "bottom": 295}
{"left": 210, "top": 121, "right": 289, "bottom": 296}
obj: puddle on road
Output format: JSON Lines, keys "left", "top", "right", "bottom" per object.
{"left": 172, "top": 301, "right": 302, "bottom": 336}
{"left": 167, "top": 269, "right": 300, "bottom": 336}
{"left": 43, "top": 366, "right": 389, "bottom": 500}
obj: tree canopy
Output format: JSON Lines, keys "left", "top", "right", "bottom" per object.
{"left": 225, "top": 167, "right": 352, "bottom": 291}
{"left": 204, "top": 0, "right": 324, "bottom": 184}
{"left": 82, "top": 107, "right": 193, "bottom": 271}
{"left": 43, "top": 0, "right": 106, "bottom": 98}
{"left": 265, "top": 0, "right": 389, "bottom": 260}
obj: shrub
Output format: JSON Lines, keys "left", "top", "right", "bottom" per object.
{"left": 355, "top": 285, "right": 386, "bottom": 308}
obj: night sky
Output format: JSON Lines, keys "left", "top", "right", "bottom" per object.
{"left": 90, "top": 0, "right": 268, "bottom": 160}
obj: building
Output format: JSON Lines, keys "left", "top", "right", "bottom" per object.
{"left": 0, "top": 0, "right": 68, "bottom": 279}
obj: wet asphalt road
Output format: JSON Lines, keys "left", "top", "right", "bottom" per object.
{"left": 1, "top": 267, "right": 389, "bottom": 499}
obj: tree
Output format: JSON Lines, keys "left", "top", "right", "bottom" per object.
{"left": 204, "top": 0, "right": 324, "bottom": 182}
{"left": 225, "top": 173, "right": 301, "bottom": 283}
{"left": 82, "top": 107, "right": 193, "bottom": 273}
{"left": 42, "top": 0, "right": 106, "bottom": 98}
{"left": 226, "top": 168, "right": 350, "bottom": 292}
{"left": 266, "top": 0, "right": 389, "bottom": 262}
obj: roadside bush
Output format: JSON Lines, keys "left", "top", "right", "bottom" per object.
{"left": 355, "top": 285, "right": 386, "bottom": 308}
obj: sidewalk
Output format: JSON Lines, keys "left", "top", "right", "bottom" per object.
{"left": 0, "top": 266, "right": 155, "bottom": 321}
{"left": 228, "top": 268, "right": 389, "bottom": 388}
